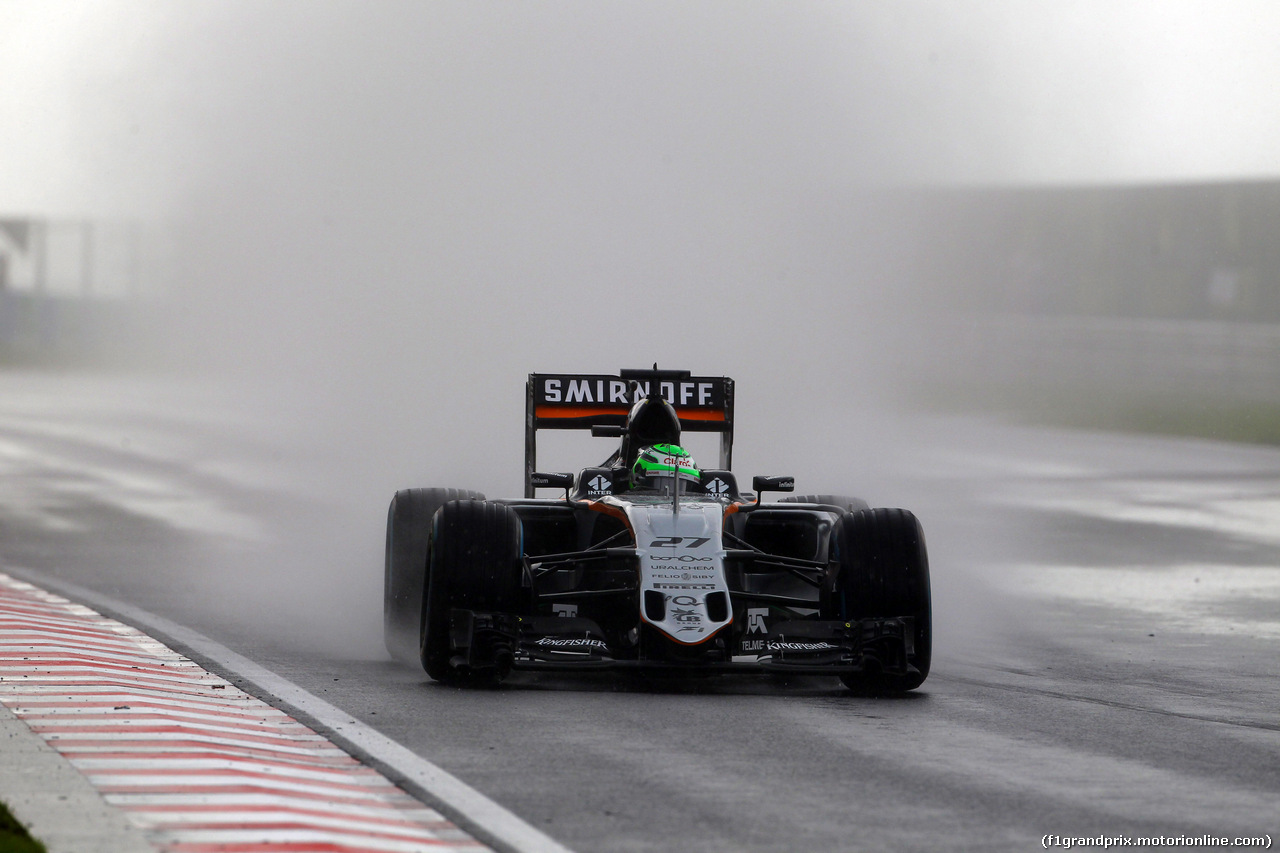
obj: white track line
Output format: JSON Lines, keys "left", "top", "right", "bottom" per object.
{"left": 2, "top": 569, "right": 575, "bottom": 853}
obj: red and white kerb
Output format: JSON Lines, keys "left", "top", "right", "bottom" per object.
{"left": 0, "top": 573, "right": 488, "bottom": 852}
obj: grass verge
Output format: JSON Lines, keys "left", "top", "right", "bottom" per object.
{"left": 916, "top": 383, "right": 1280, "bottom": 447}
{"left": 0, "top": 802, "right": 46, "bottom": 853}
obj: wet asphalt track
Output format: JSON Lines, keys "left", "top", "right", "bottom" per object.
{"left": 0, "top": 371, "right": 1276, "bottom": 852}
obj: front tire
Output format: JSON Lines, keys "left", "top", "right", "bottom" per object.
{"left": 421, "top": 500, "right": 523, "bottom": 684}
{"left": 823, "top": 508, "right": 931, "bottom": 693}
{"left": 384, "top": 488, "right": 484, "bottom": 664}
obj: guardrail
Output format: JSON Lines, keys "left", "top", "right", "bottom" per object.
{"left": 1, "top": 217, "right": 147, "bottom": 363}
{"left": 0, "top": 291, "right": 143, "bottom": 363}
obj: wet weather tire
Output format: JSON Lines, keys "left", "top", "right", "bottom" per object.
{"left": 421, "top": 500, "right": 523, "bottom": 684}
{"left": 383, "top": 488, "right": 484, "bottom": 664}
{"left": 823, "top": 508, "right": 931, "bottom": 692}
{"left": 780, "top": 494, "right": 871, "bottom": 513}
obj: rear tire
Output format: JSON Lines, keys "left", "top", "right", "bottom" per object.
{"left": 823, "top": 508, "right": 931, "bottom": 693}
{"left": 384, "top": 488, "right": 484, "bottom": 664}
{"left": 421, "top": 500, "right": 523, "bottom": 684}
{"left": 780, "top": 494, "right": 871, "bottom": 513}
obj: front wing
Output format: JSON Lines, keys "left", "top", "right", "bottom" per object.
{"left": 446, "top": 608, "right": 920, "bottom": 677}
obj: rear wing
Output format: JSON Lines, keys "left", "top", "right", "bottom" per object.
{"left": 525, "top": 369, "right": 735, "bottom": 497}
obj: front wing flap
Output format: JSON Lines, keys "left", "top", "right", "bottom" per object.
{"left": 448, "top": 608, "right": 918, "bottom": 676}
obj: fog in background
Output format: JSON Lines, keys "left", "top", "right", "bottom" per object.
{"left": 4, "top": 2, "right": 1280, "bottom": 654}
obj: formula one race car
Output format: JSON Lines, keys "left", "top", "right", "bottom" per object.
{"left": 384, "top": 368, "right": 931, "bottom": 692}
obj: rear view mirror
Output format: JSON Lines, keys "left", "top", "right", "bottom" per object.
{"left": 752, "top": 475, "right": 795, "bottom": 494}
{"left": 591, "top": 425, "right": 626, "bottom": 438}
{"left": 530, "top": 472, "right": 575, "bottom": 489}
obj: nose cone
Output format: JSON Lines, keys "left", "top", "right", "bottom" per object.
{"left": 629, "top": 502, "right": 732, "bottom": 646}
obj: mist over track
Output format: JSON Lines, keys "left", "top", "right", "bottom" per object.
{"left": 0, "top": 371, "right": 1275, "bottom": 852}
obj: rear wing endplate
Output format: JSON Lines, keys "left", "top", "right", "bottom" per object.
{"left": 525, "top": 369, "right": 735, "bottom": 497}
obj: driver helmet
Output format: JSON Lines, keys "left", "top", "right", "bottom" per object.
{"left": 631, "top": 443, "right": 700, "bottom": 492}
